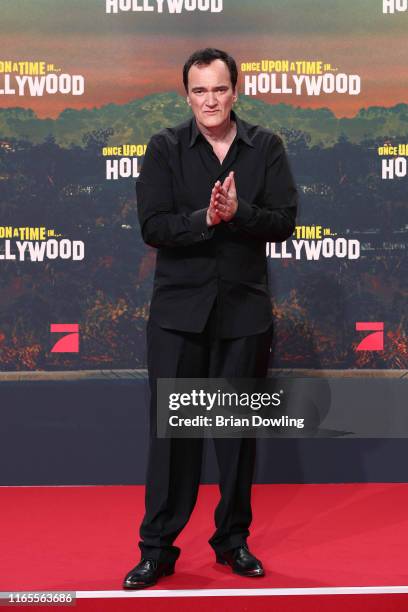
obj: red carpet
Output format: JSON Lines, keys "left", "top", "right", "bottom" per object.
{"left": 1, "top": 483, "right": 408, "bottom": 609}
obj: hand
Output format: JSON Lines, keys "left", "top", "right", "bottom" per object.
{"left": 206, "top": 181, "right": 223, "bottom": 226}
{"left": 213, "top": 171, "right": 238, "bottom": 222}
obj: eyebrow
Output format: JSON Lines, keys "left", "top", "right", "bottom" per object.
{"left": 191, "top": 85, "right": 230, "bottom": 91}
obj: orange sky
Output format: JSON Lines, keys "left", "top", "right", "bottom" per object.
{"left": 1, "top": 6, "right": 407, "bottom": 120}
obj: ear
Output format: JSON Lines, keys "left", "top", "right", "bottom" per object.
{"left": 186, "top": 96, "right": 191, "bottom": 106}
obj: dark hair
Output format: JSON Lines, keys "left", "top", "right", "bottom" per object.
{"left": 182, "top": 48, "right": 238, "bottom": 92}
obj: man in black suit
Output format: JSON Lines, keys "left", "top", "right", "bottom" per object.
{"left": 123, "top": 48, "right": 298, "bottom": 589}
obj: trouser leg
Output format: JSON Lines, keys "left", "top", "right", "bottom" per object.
{"left": 208, "top": 324, "right": 273, "bottom": 555}
{"left": 138, "top": 317, "right": 208, "bottom": 563}
{"left": 139, "top": 436, "right": 203, "bottom": 563}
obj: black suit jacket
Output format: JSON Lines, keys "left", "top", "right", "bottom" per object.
{"left": 136, "top": 110, "right": 298, "bottom": 338}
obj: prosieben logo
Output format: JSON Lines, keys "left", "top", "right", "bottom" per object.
{"left": 355, "top": 322, "right": 384, "bottom": 351}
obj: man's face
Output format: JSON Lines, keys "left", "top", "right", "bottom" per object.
{"left": 186, "top": 59, "right": 237, "bottom": 131}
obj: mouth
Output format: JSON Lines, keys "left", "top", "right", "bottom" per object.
{"left": 204, "top": 110, "right": 219, "bottom": 114}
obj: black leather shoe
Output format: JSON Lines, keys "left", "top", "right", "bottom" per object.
{"left": 123, "top": 558, "right": 176, "bottom": 589}
{"left": 216, "top": 544, "right": 265, "bottom": 577}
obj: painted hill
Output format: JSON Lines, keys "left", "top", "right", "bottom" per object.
{"left": 1, "top": 93, "right": 407, "bottom": 147}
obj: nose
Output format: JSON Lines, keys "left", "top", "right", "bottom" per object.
{"left": 205, "top": 91, "right": 217, "bottom": 106}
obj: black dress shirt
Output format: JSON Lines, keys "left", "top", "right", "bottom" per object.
{"left": 136, "top": 109, "right": 298, "bottom": 338}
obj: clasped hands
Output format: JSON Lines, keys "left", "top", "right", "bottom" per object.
{"left": 206, "top": 171, "right": 238, "bottom": 226}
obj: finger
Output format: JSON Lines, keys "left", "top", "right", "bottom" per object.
{"left": 215, "top": 193, "right": 228, "bottom": 207}
{"left": 210, "top": 186, "right": 220, "bottom": 205}
{"left": 222, "top": 177, "right": 232, "bottom": 192}
{"left": 215, "top": 207, "right": 227, "bottom": 219}
{"left": 217, "top": 209, "right": 231, "bottom": 221}
{"left": 216, "top": 188, "right": 230, "bottom": 203}
{"left": 209, "top": 206, "right": 220, "bottom": 220}
{"left": 218, "top": 185, "right": 229, "bottom": 197}
{"left": 216, "top": 205, "right": 232, "bottom": 219}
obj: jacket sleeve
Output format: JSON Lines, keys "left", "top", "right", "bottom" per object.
{"left": 228, "top": 135, "right": 298, "bottom": 243}
{"left": 136, "top": 135, "right": 214, "bottom": 248}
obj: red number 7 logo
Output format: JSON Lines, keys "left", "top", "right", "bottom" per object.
{"left": 355, "top": 322, "right": 384, "bottom": 351}
{"left": 50, "top": 324, "right": 80, "bottom": 353}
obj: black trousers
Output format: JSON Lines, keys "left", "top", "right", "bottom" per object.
{"left": 138, "top": 302, "right": 273, "bottom": 563}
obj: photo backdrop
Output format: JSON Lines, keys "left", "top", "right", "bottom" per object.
{"left": 0, "top": 0, "right": 407, "bottom": 372}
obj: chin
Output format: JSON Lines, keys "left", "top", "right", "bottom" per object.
{"left": 200, "top": 113, "right": 225, "bottom": 126}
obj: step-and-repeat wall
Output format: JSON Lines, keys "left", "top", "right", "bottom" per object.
{"left": 0, "top": 0, "right": 406, "bottom": 372}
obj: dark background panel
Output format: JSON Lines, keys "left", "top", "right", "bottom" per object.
{"left": 1, "top": 377, "right": 407, "bottom": 486}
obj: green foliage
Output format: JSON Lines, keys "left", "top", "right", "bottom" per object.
{"left": 1, "top": 94, "right": 408, "bottom": 148}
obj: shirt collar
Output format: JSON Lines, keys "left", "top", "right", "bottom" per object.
{"left": 189, "top": 109, "right": 254, "bottom": 148}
